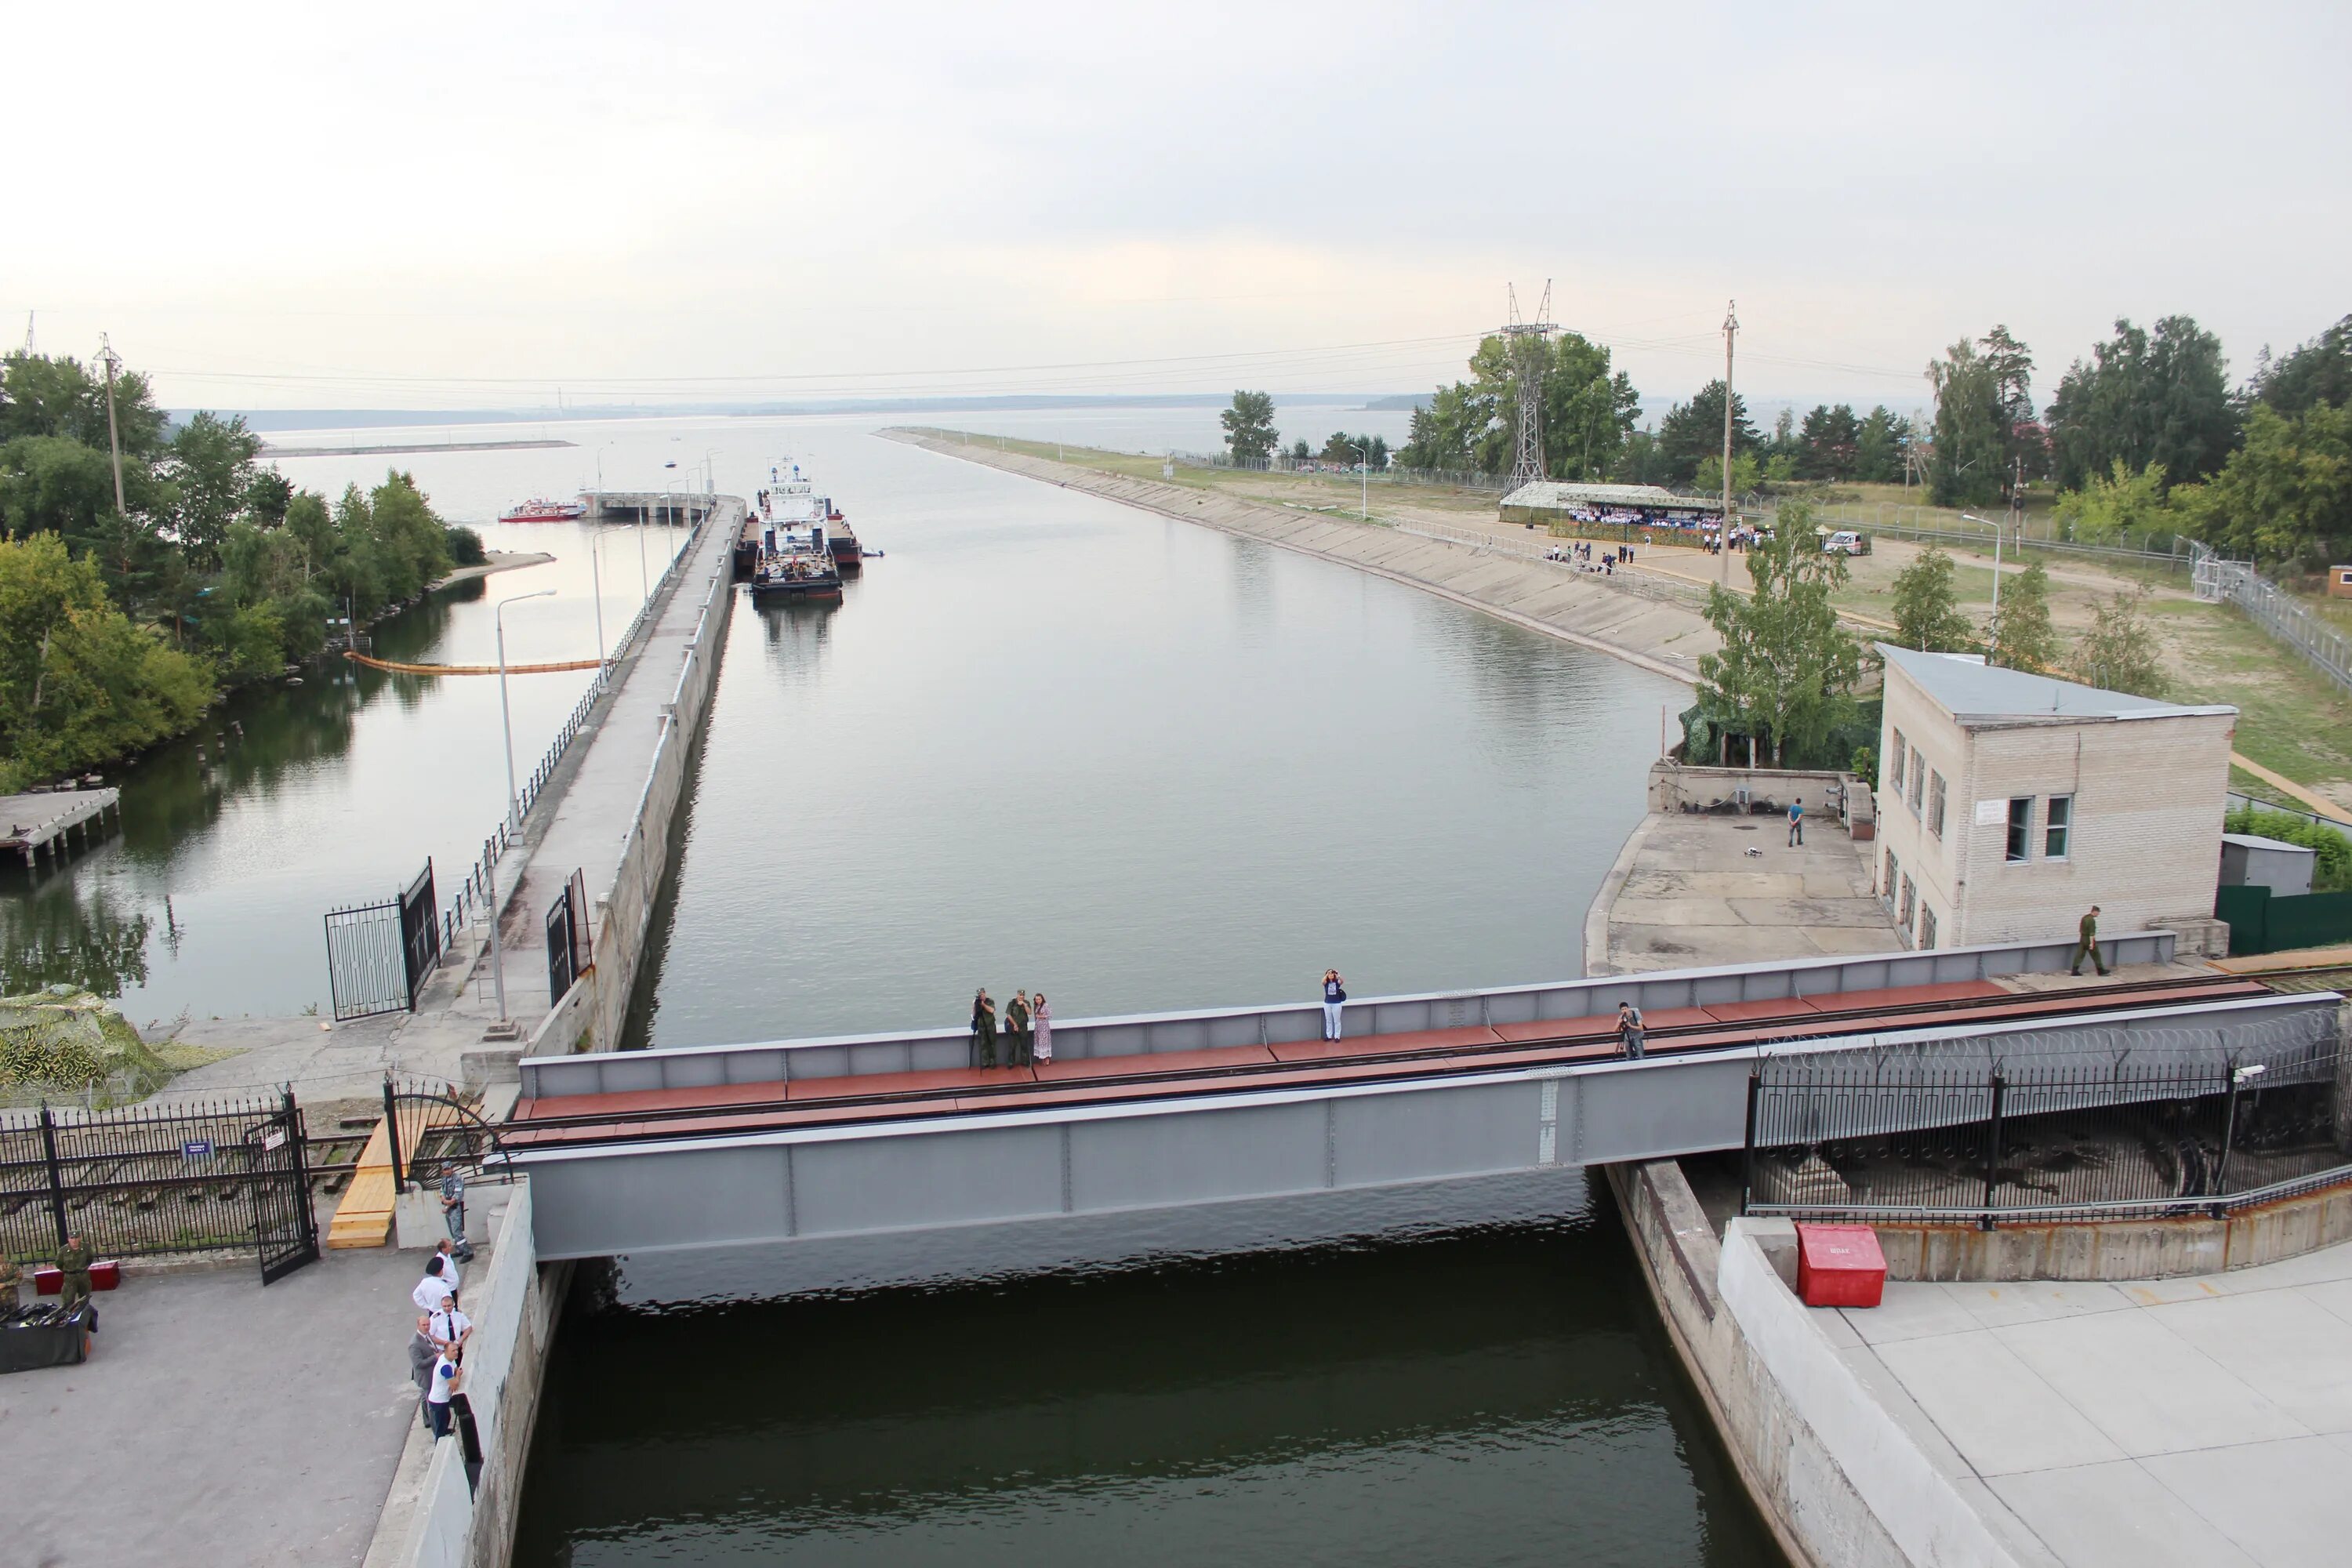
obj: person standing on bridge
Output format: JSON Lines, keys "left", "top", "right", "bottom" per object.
{"left": 1616, "top": 1001, "right": 1646, "bottom": 1061}
{"left": 971, "top": 989, "right": 999, "bottom": 1069}
{"left": 1006, "top": 991, "right": 1033, "bottom": 1067}
{"left": 1032, "top": 993, "right": 1053, "bottom": 1065}
{"left": 2070, "top": 906, "right": 2107, "bottom": 976}
{"left": 1321, "top": 970, "right": 1347, "bottom": 1041}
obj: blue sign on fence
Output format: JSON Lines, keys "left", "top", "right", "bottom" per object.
{"left": 181, "top": 1138, "right": 212, "bottom": 1162}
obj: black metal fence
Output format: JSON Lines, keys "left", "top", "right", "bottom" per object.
{"left": 2, "top": 1091, "right": 319, "bottom": 1282}
{"left": 1743, "top": 1017, "right": 2352, "bottom": 1226}
{"left": 323, "top": 859, "right": 440, "bottom": 1020}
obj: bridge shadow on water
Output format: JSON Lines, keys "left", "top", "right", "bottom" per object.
{"left": 511, "top": 1174, "right": 1784, "bottom": 1568}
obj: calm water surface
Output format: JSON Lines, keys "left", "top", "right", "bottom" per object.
{"left": 634, "top": 428, "right": 1681, "bottom": 1043}
{"left": 514, "top": 1190, "right": 1780, "bottom": 1568}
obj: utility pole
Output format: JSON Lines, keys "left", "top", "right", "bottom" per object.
{"left": 1719, "top": 300, "right": 1738, "bottom": 584}
{"left": 100, "top": 334, "right": 127, "bottom": 515}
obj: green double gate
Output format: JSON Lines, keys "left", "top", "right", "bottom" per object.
{"left": 2216, "top": 886, "right": 2352, "bottom": 956}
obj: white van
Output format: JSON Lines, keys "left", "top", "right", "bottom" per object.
{"left": 1823, "top": 530, "right": 1864, "bottom": 555}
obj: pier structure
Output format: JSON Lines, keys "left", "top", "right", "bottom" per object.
{"left": 0, "top": 786, "right": 122, "bottom": 869}
{"left": 583, "top": 490, "right": 712, "bottom": 526}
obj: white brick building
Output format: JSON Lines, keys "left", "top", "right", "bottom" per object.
{"left": 1873, "top": 645, "right": 2236, "bottom": 949}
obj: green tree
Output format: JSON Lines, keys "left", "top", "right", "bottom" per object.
{"left": 1890, "top": 546, "right": 1976, "bottom": 652}
{"left": 1851, "top": 407, "right": 1909, "bottom": 483}
{"left": 0, "top": 351, "right": 169, "bottom": 457}
{"left": 1695, "top": 503, "right": 1864, "bottom": 766}
{"left": 1221, "top": 390, "right": 1279, "bottom": 466}
{"left": 165, "top": 412, "right": 264, "bottom": 573}
{"left": 2052, "top": 459, "right": 2179, "bottom": 545}
{"left": 2171, "top": 401, "right": 2352, "bottom": 567}
{"left": 1657, "top": 380, "right": 1758, "bottom": 487}
{"left": 1540, "top": 332, "right": 1641, "bottom": 480}
{"left": 2043, "top": 317, "right": 2237, "bottom": 492}
{"left": 0, "top": 533, "right": 212, "bottom": 789}
{"left": 1986, "top": 560, "right": 2061, "bottom": 672}
{"left": 1796, "top": 404, "right": 1861, "bottom": 480}
{"left": 2069, "top": 587, "right": 2170, "bottom": 698}
{"left": 1693, "top": 452, "right": 1760, "bottom": 495}
{"left": 2252, "top": 314, "right": 2352, "bottom": 416}
{"left": 1927, "top": 336, "right": 2008, "bottom": 507}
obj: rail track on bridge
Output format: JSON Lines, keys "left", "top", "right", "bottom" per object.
{"left": 507, "top": 974, "right": 2281, "bottom": 1154}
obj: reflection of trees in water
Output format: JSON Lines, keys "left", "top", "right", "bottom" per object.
{"left": 0, "top": 879, "right": 153, "bottom": 998}
{"left": 1437, "top": 604, "right": 1653, "bottom": 769}
{"left": 111, "top": 590, "right": 459, "bottom": 855}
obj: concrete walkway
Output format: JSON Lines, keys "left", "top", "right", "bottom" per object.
{"left": 0, "top": 1243, "right": 424, "bottom": 1568}
{"left": 1835, "top": 1240, "right": 2352, "bottom": 1568}
{"left": 1587, "top": 811, "right": 1898, "bottom": 975}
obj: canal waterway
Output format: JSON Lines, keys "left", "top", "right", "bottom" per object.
{"left": 631, "top": 428, "right": 1680, "bottom": 1044}
{"left": 512, "top": 428, "right": 1778, "bottom": 1563}
{"left": 515, "top": 1185, "right": 1779, "bottom": 1568}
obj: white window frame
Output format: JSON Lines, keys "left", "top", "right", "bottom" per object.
{"left": 1918, "top": 903, "right": 1938, "bottom": 949}
{"left": 1928, "top": 771, "right": 1947, "bottom": 839}
{"left": 1907, "top": 755, "right": 1926, "bottom": 817}
{"left": 1888, "top": 730, "right": 1907, "bottom": 797}
{"left": 2044, "top": 793, "right": 2073, "bottom": 860}
{"left": 2005, "top": 797, "right": 2033, "bottom": 863}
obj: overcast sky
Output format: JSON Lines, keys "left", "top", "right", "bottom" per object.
{"left": 11, "top": 1, "right": 2347, "bottom": 413}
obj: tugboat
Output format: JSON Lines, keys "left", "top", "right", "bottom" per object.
{"left": 741, "top": 462, "right": 862, "bottom": 588}
{"left": 745, "top": 465, "right": 844, "bottom": 603}
{"left": 497, "top": 497, "right": 588, "bottom": 523}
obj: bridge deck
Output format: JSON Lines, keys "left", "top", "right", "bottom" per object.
{"left": 509, "top": 976, "right": 2265, "bottom": 1151}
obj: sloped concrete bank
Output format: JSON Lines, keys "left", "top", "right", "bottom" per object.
{"left": 884, "top": 430, "right": 1719, "bottom": 684}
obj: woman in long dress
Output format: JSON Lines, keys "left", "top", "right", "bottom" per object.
{"left": 1031, "top": 993, "right": 1053, "bottom": 1065}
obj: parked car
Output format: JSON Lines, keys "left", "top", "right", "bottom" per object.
{"left": 1822, "top": 529, "right": 1865, "bottom": 555}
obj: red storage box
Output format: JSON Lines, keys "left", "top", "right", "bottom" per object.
{"left": 32, "top": 1266, "right": 61, "bottom": 1295}
{"left": 90, "top": 1260, "right": 121, "bottom": 1291}
{"left": 1795, "top": 1223, "right": 1886, "bottom": 1308}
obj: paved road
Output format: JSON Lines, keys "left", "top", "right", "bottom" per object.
{"left": 1837, "top": 1240, "right": 2352, "bottom": 1568}
{"left": 0, "top": 1244, "right": 423, "bottom": 1568}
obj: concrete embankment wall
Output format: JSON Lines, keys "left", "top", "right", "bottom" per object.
{"left": 364, "top": 1181, "right": 569, "bottom": 1568}
{"left": 885, "top": 431, "right": 1718, "bottom": 685}
{"left": 1873, "top": 1179, "right": 2352, "bottom": 1282}
{"left": 1609, "top": 1160, "right": 2025, "bottom": 1568}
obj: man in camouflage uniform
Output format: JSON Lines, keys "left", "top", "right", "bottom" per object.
{"left": 55, "top": 1235, "right": 93, "bottom": 1315}
{"left": 0, "top": 1254, "right": 21, "bottom": 1319}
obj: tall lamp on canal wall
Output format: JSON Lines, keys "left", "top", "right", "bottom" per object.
{"left": 485, "top": 586, "right": 556, "bottom": 1036}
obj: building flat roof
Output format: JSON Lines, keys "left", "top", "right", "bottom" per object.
{"left": 1878, "top": 644, "right": 2237, "bottom": 724}
{"left": 1501, "top": 481, "right": 1719, "bottom": 511}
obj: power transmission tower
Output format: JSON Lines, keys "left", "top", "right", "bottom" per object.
{"left": 21, "top": 311, "right": 34, "bottom": 355}
{"left": 100, "top": 333, "right": 127, "bottom": 515}
{"left": 1500, "top": 281, "right": 1555, "bottom": 493}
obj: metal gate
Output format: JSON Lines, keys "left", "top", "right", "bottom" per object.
{"left": 324, "top": 859, "right": 440, "bottom": 1020}
{"left": 399, "top": 859, "right": 442, "bottom": 1001}
{"left": 245, "top": 1093, "right": 319, "bottom": 1286}
{"left": 545, "top": 867, "right": 593, "bottom": 1003}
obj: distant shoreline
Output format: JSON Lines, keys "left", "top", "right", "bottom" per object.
{"left": 262, "top": 437, "right": 576, "bottom": 458}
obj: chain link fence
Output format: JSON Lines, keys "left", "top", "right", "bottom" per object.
{"left": 2192, "top": 543, "right": 2352, "bottom": 697}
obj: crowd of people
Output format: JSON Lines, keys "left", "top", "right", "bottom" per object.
{"left": 1544, "top": 539, "right": 1637, "bottom": 574}
{"left": 403, "top": 1167, "right": 478, "bottom": 1441}
{"left": 968, "top": 988, "right": 1054, "bottom": 1068}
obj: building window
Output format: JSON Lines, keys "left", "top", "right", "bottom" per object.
{"left": 1883, "top": 848, "right": 1900, "bottom": 903}
{"left": 1918, "top": 904, "right": 1938, "bottom": 949}
{"left": 2045, "top": 794, "right": 2073, "bottom": 860}
{"left": 1899, "top": 874, "right": 1916, "bottom": 927}
{"left": 2005, "top": 797, "right": 2032, "bottom": 862}
{"left": 1908, "top": 755, "right": 1926, "bottom": 816}
{"left": 1888, "top": 731, "right": 1907, "bottom": 797}
{"left": 1928, "top": 772, "right": 1947, "bottom": 839}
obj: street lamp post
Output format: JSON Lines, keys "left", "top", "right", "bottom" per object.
{"left": 1347, "top": 441, "right": 1370, "bottom": 521}
{"left": 487, "top": 586, "right": 556, "bottom": 1034}
{"left": 1961, "top": 511, "right": 2005, "bottom": 628}
{"left": 588, "top": 530, "right": 607, "bottom": 673}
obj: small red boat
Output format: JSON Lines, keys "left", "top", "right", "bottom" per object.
{"left": 499, "top": 498, "right": 588, "bottom": 523}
